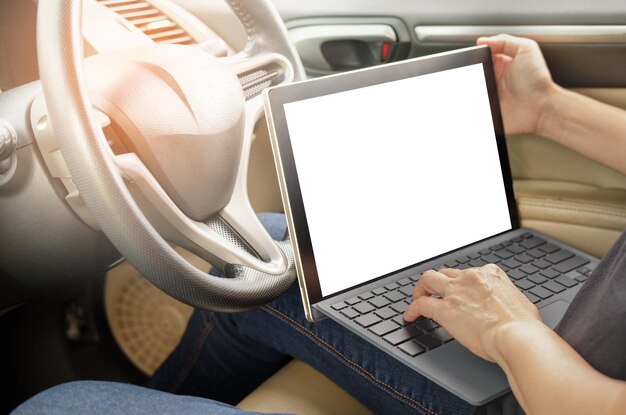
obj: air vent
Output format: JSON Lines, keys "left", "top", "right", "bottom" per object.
{"left": 238, "top": 66, "right": 285, "bottom": 100}
{"left": 97, "top": 0, "right": 194, "bottom": 45}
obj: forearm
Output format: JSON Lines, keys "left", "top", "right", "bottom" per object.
{"left": 538, "top": 85, "right": 626, "bottom": 176}
{"left": 493, "top": 321, "right": 626, "bottom": 415}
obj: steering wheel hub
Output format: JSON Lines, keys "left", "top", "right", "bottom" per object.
{"left": 85, "top": 45, "right": 245, "bottom": 221}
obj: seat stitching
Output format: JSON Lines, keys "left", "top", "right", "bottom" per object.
{"left": 518, "top": 199, "right": 626, "bottom": 218}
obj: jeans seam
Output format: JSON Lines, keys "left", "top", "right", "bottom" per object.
{"left": 262, "top": 305, "right": 438, "bottom": 415}
{"left": 168, "top": 317, "right": 215, "bottom": 393}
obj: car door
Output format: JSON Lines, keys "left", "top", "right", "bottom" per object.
{"left": 175, "top": 0, "right": 626, "bottom": 259}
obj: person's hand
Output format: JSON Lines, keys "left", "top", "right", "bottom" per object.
{"left": 404, "top": 264, "right": 542, "bottom": 362}
{"left": 477, "top": 34, "right": 557, "bottom": 136}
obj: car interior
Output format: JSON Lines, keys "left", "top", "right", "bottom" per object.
{"left": 1, "top": 0, "right": 625, "bottom": 413}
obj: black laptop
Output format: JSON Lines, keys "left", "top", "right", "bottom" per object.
{"left": 263, "top": 45, "right": 598, "bottom": 405}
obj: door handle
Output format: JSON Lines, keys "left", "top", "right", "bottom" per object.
{"left": 289, "top": 24, "right": 398, "bottom": 73}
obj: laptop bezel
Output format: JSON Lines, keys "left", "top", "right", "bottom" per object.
{"left": 264, "top": 45, "right": 520, "bottom": 321}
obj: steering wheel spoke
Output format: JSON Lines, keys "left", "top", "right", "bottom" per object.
{"left": 114, "top": 151, "right": 287, "bottom": 274}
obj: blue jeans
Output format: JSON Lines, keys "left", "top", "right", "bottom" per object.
{"left": 12, "top": 381, "right": 285, "bottom": 415}
{"left": 13, "top": 213, "right": 475, "bottom": 415}
{"left": 146, "top": 213, "right": 474, "bottom": 415}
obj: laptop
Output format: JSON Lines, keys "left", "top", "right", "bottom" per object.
{"left": 262, "top": 45, "right": 599, "bottom": 405}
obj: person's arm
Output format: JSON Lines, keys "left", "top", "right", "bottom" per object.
{"left": 539, "top": 86, "right": 626, "bottom": 176}
{"left": 495, "top": 319, "right": 626, "bottom": 415}
{"left": 477, "top": 34, "right": 626, "bottom": 175}
{"left": 403, "top": 266, "right": 626, "bottom": 415}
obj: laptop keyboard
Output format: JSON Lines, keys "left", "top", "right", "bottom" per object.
{"left": 331, "top": 232, "right": 594, "bottom": 358}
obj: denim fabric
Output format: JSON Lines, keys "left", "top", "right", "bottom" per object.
{"left": 12, "top": 381, "right": 284, "bottom": 415}
{"left": 148, "top": 213, "right": 475, "bottom": 415}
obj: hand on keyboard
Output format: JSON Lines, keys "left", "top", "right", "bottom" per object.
{"left": 404, "top": 264, "right": 542, "bottom": 362}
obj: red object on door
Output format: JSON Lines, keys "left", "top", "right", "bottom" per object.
{"left": 381, "top": 42, "right": 391, "bottom": 61}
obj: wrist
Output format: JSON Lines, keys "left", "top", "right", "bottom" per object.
{"left": 488, "top": 319, "right": 548, "bottom": 366}
{"left": 535, "top": 83, "right": 567, "bottom": 139}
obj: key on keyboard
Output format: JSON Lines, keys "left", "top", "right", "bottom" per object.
{"left": 520, "top": 237, "right": 545, "bottom": 249}
{"left": 399, "top": 340, "right": 426, "bottom": 357}
{"left": 384, "top": 290, "right": 406, "bottom": 303}
{"left": 553, "top": 256, "right": 589, "bottom": 274}
{"left": 355, "top": 314, "right": 382, "bottom": 328}
{"left": 555, "top": 276, "right": 578, "bottom": 288}
{"left": 384, "top": 325, "right": 422, "bottom": 345}
{"left": 375, "top": 306, "right": 397, "bottom": 320}
{"left": 414, "top": 318, "right": 438, "bottom": 332}
{"left": 353, "top": 302, "right": 375, "bottom": 314}
{"left": 430, "top": 327, "right": 453, "bottom": 343}
{"left": 415, "top": 334, "right": 441, "bottom": 349}
{"left": 545, "top": 250, "right": 574, "bottom": 264}
{"left": 370, "top": 320, "right": 400, "bottom": 336}
{"left": 543, "top": 281, "right": 566, "bottom": 294}
{"left": 370, "top": 296, "right": 391, "bottom": 308}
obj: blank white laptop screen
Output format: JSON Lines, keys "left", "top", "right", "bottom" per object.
{"left": 283, "top": 63, "right": 512, "bottom": 297}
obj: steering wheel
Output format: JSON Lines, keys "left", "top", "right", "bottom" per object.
{"left": 37, "top": 0, "right": 305, "bottom": 311}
